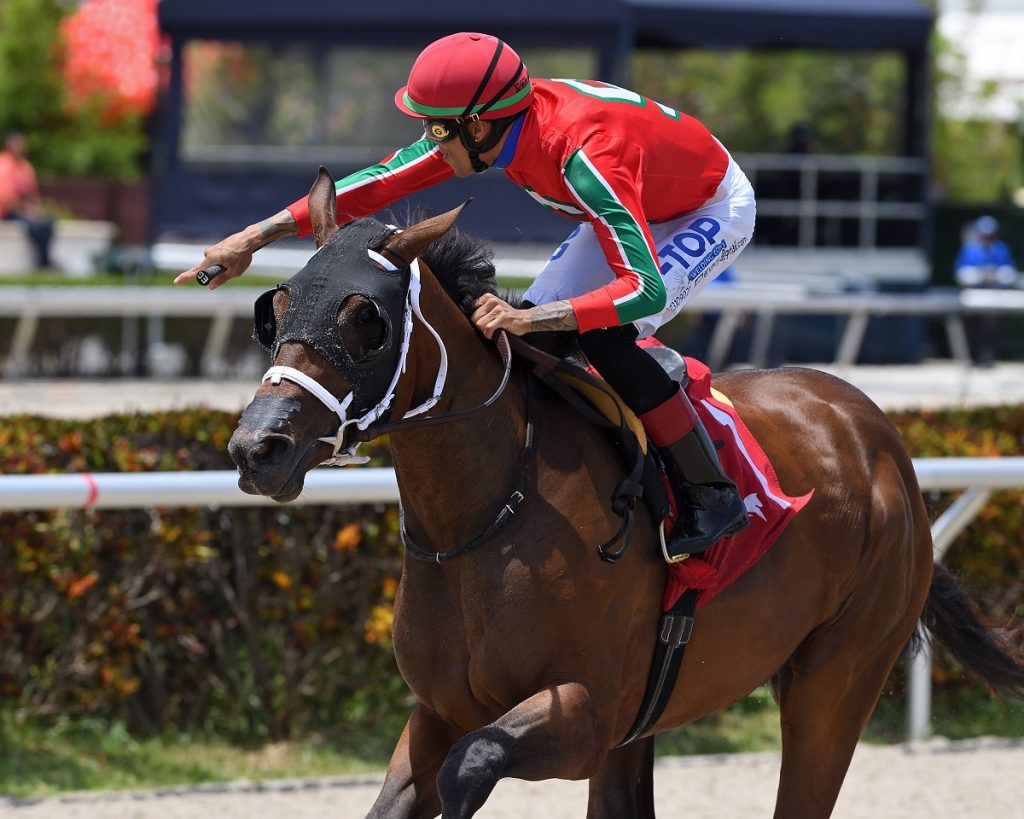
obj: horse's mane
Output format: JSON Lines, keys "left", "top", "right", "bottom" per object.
{"left": 380, "top": 209, "right": 575, "bottom": 354}
{"left": 385, "top": 208, "right": 501, "bottom": 315}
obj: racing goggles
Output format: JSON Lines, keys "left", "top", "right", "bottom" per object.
{"left": 422, "top": 118, "right": 461, "bottom": 144}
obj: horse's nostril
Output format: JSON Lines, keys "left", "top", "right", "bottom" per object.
{"left": 252, "top": 434, "right": 292, "bottom": 464}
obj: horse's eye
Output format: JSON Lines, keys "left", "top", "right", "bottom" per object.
{"left": 357, "top": 303, "right": 379, "bottom": 327}
{"left": 339, "top": 297, "right": 389, "bottom": 362}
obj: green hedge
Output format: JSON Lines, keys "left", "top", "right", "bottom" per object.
{"left": 889, "top": 406, "right": 1024, "bottom": 627}
{"left": 0, "top": 411, "right": 406, "bottom": 741}
{"left": 0, "top": 405, "right": 1021, "bottom": 740}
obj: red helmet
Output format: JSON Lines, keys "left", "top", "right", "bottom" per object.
{"left": 395, "top": 33, "right": 533, "bottom": 122}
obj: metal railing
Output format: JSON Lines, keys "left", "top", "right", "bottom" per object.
{"left": 0, "top": 467, "right": 400, "bottom": 511}
{"left": 1, "top": 456, "right": 1021, "bottom": 741}
{"left": 3, "top": 285, "right": 1023, "bottom": 377}
{"left": 735, "top": 152, "right": 929, "bottom": 250}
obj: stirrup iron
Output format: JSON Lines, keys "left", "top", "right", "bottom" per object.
{"left": 658, "top": 519, "right": 690, "bottom": 564}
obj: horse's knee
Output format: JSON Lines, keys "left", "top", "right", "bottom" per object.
{"left": 437, "top": 726, "right": 512, "bottom": 819}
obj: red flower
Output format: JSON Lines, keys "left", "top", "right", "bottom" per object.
{"left": 60, "top": 0, "right": 164, "bottom": 121}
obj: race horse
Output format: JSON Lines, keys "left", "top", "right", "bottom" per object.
{"left": 228, "top": 169, "right": 1024, "bottom": 818}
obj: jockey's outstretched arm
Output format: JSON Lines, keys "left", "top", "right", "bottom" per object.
{"left": 173, "top": 208, "right": 298, "bottom": 290}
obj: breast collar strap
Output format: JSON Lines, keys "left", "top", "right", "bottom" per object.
{"left": 401, "top": 374, "right": 534, "bottom": 564}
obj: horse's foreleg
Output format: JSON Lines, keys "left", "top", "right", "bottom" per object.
{"left": 367, "top": 704, "right": 463, "bottom": 819}
{"left": 586, "top": 736, "right": 656, "bottom": 819}
{"left": 435, "top": 681, "right": 603, "bottom": 819}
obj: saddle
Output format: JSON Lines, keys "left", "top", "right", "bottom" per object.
{"left": 507, "top": 335, "right": 676, "bottom": 563}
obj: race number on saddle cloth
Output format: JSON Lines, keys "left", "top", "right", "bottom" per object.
{"left": 284, "top": 76, "right": 755, "bottom": 333}
{"left": 655, "top": 355, "right": 814, "bottom": 613}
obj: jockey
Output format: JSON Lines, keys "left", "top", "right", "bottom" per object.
{"left": 177, "top": 32, "right": 755, "bottom": 558}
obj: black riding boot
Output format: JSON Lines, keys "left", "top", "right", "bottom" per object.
{"left": 639, "top": 387, "right": 749, "bottom": 561}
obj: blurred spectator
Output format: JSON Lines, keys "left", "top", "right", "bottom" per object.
{"left": 954, "top": 215, "right": 1019, "bottom": 366}
{"left": 0, "top": 131, "right": 56, "bottom": 270}
{"left": 786, "top": 122, "right": 813, "bottom": 155}
{"left": 955, "top": 215, "right": 1017, "bottom": 288}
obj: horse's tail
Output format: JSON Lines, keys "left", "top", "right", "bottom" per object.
{"left": 918, "top": 562, "right": 1024, "bottom": 699}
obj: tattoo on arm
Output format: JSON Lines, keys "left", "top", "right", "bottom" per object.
{"left": 256, "top": 210, "right": 298, "bottom": 246}
{"left": 526, "top": 300, "right": 579, "bottom": 332}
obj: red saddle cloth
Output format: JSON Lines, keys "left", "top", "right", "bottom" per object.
{"left": 661, "top": 356, "right": 814, "bottom": 613}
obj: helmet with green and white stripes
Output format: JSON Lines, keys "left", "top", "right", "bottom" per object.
{"left": 394, "top": 32, "right": 533, "bottom": 123}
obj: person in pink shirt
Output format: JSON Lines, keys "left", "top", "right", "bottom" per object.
{"left": 0, "top": 131, "right": 55, "bottom": 270}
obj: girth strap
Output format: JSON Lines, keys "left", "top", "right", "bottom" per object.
{"left": 615, "top": 587, "right": 699, "bottom": 747}
{"left": 507, "top": 336, "right": 646, "bottom": 563}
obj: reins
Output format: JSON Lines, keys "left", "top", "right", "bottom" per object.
{"left": 360, "top": 329, "right": 514, "bottom": 438}
{"left": 370, "top": 327, "right": 540, "bottom": 565}
{"left": 260, "top": 248, "right": 640, "bottom": 565}
{"left": 506, "top": 336, "right": 647, "bottom": 564}
{"left": 400, "top": 334, "right": 648, "bottom": 565}
{"left": 262, "top": 265, "right": 530, "bottom": 562}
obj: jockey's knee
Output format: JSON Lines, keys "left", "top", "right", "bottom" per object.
{"left": 580, "top": 326, "right": 675, "bottom": 413}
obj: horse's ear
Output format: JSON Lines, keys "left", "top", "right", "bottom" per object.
{"left": 383, "top": 200, "right": 472, "bottom": 266}
{"left": 309, "top": 166, "right": 339, "bottom": 249}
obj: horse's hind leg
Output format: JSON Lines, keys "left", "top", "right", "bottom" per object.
{"left": 772, "top": 576, "right": 925, "bottom": 817}
{"left": 367, "top": 704, "right": 462, "bottom": 819}
{"left": 587, "top": 736, "right": 656, "bottom": 819}
{"left": 435, "top": 682, "right": 604, "bottom": 819}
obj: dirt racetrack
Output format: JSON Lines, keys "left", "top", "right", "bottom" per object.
{"left": 3, "top": 737, "right": 1022, "bottom": 819}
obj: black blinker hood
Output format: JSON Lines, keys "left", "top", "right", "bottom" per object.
{"left": 252, "top": 218, "right": 411, "bottom": 417}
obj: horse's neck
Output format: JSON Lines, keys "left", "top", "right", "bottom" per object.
{"left": 388, "top": 274, "right": 526, "bottom": 549}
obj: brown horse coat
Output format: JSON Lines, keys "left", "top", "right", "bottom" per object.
{"left": 228, "top": 170, "right": 1023, "bottom": 819}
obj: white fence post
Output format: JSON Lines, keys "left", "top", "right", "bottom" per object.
{"left": 908, "top": 637, "right": 933, "bottom": 742}
{"left": 907, "top": 485, "right": 996, "bottom": 741}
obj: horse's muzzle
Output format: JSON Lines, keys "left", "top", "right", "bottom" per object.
{"left": 229, "top": 426, "right": 304, "bottom": 501}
